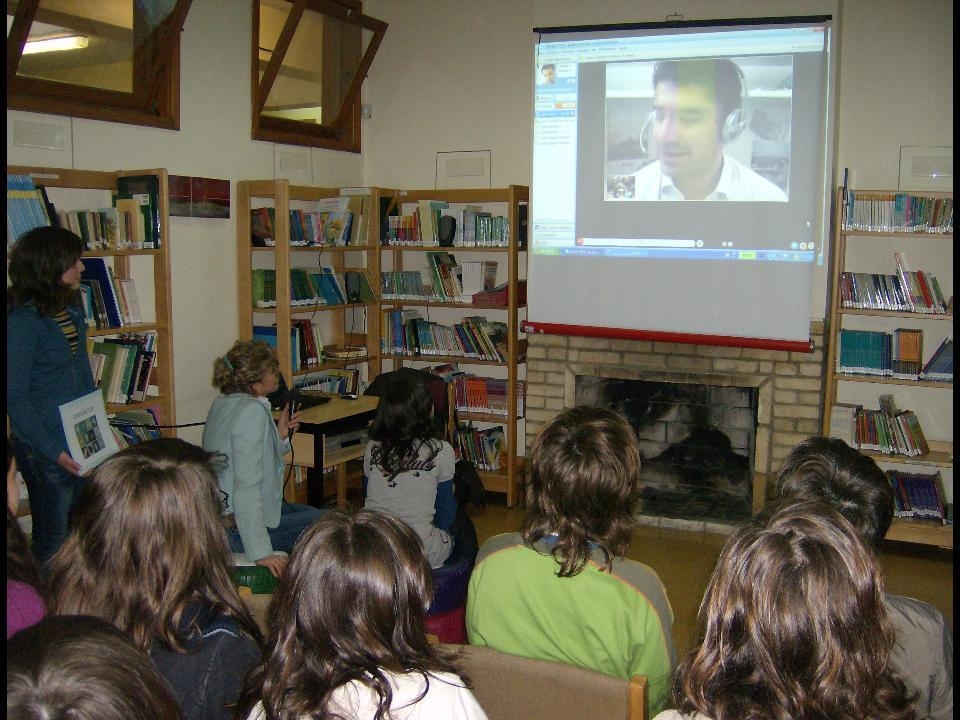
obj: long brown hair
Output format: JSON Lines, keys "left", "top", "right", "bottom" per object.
{"left": 7, "top": 225, "right": 84, "bottom": 316}
{"left": 238, "top": 510, "right": 467, "bottom": 720}
{"left": 674, "top": 500, "right": 917, "bottom": 720}
{"left": 47, "top": 438, "right": 261, "bottom": 652}
{"left": 522, "top": 405, "right": 641, "bottom": 576}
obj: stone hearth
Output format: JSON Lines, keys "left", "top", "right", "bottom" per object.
{"left": 522, "top": 322, "right": 826, "bottom": 529}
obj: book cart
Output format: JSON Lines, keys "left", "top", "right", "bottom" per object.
{"left": 380, "top": 186, "right": 529, "bottom": 506}
{"left": 822, "top": 187, "right": 953, "bottom": 548}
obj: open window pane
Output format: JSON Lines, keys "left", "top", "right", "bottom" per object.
{"left": 7, "top": 0, "right": 191, "bottom": 130}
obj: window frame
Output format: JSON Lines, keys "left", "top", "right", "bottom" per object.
{"left": 6, "top": 0, "right": 194, "bottom": 130}
{"left": 251, "top": 0, "right": 387, "bottom": 153}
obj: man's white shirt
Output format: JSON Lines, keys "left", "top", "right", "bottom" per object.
{"left": 632, "top": 154, "right": 787, "bottom": 201}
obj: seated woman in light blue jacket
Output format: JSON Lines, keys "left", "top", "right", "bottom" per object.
{"left": 202, "top": 340, "right": 324, "bottom": 577}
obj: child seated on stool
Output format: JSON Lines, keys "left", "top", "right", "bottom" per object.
{"left": 363, "top": 372, "right": 477, "bottom": 568}
{"left": 237, "top": 509, "right": 488, "bottom": 720}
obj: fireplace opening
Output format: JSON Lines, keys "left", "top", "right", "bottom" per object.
{"left": 576, "top": 376, "right": 757, "bottom": 525}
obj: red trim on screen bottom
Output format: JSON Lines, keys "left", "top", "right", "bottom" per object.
{"left": 521, "top": 322, "right": 813, "bottom": 353}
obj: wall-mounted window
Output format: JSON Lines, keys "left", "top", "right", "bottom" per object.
{"left": 7, "top": 0, "right": 193, "bottom": 130}
{"left": 253, "top": 0, "right": 387, "bottom": 153}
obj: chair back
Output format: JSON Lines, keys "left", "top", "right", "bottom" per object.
{"left": 440, "top": 644, "right": 648, "bottom": 720}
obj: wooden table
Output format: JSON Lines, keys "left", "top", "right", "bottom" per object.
{"left": 286, "top": 394, "right": 379, "bottom": 509}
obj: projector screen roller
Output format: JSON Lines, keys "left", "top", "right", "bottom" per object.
{"left": 527, "top": 17, "right": 834, "bottom": 349}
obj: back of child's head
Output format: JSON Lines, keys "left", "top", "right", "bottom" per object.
{"left": 677, "top": 499, "right": 916, "bottom": 720}
{"left": 212, "top": 339, "right": 279, "bottom": 394}
{"left": 774, "top": 435, "right": 894, "bottom": 549}
{"left": 523, "top": 405, "right": 642, "bottom": 576}
{"left": 47, "top": 438, "right": 258, "bottom": 652}
{"left": 368, "top": 372, "right": 441, "bottom": 474}
{"left": 247, "top": 509, "right": 462, "bottom": 718}
{"left": 7, "top": 614, "right": 184, "bottom": 720}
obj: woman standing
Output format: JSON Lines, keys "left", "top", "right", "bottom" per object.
{"left": 6, "top": 226, "right": 95, "bottom": 565}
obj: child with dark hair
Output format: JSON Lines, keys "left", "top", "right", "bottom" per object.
{"left": 774, "top": 436, "right": 952, "bottom": 719}
{"left": 237, "top": 509, "right": 488, "bottom": 720}
{"left": 656, "top": 499, "right": 917, "bottom": 720}
{"left": 6, "top": 225, "right": 97, "bottom": 564}
{"left": 466, "top": 405, "right": 676, "bottom": 715}
{"left": 364, "top": 372, "right": 476, "bottom": 568}
{"left": 47, "top": 438, "right": 262, "bottom": 720}
{"left": 8, "top": 614, "right": 185, "bottom": 720}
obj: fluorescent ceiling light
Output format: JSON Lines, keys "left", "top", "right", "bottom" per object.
{"left": 23, "top": 35, "right": 89, "bottom": 55}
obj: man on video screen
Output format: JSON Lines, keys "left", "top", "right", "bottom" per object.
{"left": 632, "top": 58, "right": 787, "bottom": 201}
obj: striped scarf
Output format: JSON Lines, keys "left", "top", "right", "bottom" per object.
{"left": 54, "top": 310, "right": 79, "bottom": 353}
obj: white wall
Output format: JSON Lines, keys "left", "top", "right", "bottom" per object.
{"left": 7, "top": 0, "right": 953, "bottom": 443}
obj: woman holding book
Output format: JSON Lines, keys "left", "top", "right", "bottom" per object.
{"left": 6, "top": 225, "right": 96, "bottom": 565}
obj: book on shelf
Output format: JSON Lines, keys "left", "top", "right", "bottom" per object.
{"left": 827, "top": 402, "right": 860, "bottom": 448}
{"left": 843, "top": 191, "right": 953, "bottom": 233}
{"left": 890, "top": 328, "right": 923, "bottom": 380}
{"left": 6, "top": 173, "right": 53, "bottom": 246}
{"left": 80, "top": 257, "right": 125, "bottom": 328}
{"left": 453, "top": 375, "right": 526, "bottom": 416}
{"left": 426, "top": 251, "right": 463, "bottom": 301}
{"left": 456, "top": 423, "right": 507, "bottom": 471}
{"left": 116, "top": 175, "right": 161, "bottom": 248}
{"left": 251, "top": 206, "right": 276, "bottom": 246}
{"left": 472, "top": 279, "right": 527, "bottom": 308}
{"left": 253, "top": 324, "right": 299, "bottom": 374}
{"left": 918, "top": 337, "right": 954, "bottom": 382}
{"left": 887, "top": 469, "right": 947, "bottom": 523}
{"left": 110, "top": 407, "right": 162, "bottom": 448}
{"left": 460, "top": 260, "right": 498, "bottom": 299}
{"left": 251, "top": 268, "right": 277, "bottom": 307}
{"left": 416, "top": 199, "right": 449, "bottom": 246}
{"left": 111, "top": 196, "right": 147, "bottom": 248}
{"left": 299, "top": 368, "right": 359, "bottom": 395}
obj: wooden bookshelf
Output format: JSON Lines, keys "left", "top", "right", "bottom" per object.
{"left": 381, "top": 185, "right": 529, "bottom": 506}
{"left": 7, "top": 165, "right": 177, "bottom": 431}
{"left": 823, "top": 187, "right": 953, "bottom": 548}
{"left": 235, "top": 180, "right": 387, "bottom": 393}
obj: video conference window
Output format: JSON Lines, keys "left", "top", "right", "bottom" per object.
{"left": 604, "top": 56, "right": 793, "bottom": 202}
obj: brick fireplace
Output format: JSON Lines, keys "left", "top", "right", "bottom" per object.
{"left": 522, "top": 321, "right": 826, "bottom": 528}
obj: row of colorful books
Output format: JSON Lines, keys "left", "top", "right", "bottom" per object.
{"left": 383, "top": 310, "right": 508, "bottom": 361}
{"left": 7, "top": 172, "right": 163, "bottom": 249}
{"left": 88, "top": 332, "right": 158, "bottom": 406}
{"left": 837, "top": 329, "right": 952, "bottom": 381}
{"left": 839, "top": 268, "right": 948, "bottom": 314}
{"left": 251, "top": 267, "right": 375, "bottom": 308}
{"left": 456, "top": 423, "right": 507, "bottom": 472}
{"left": 842, "top": 190, "right": 953, "bottom": 233}
{"left": 451, "top": 375, "right": 526, "bottom": 417}
{"left": 887, "top": 469, "right": 947, "bottom": 523}
{"left": 296, "top": 368, "right": 360, "bottom": 396}
{"left": 829, "top": 398, "right": 930, "bottom": 457}
{"left": 250, "top": 194, "right": 367, "bottom": 247}
{"left": 80, "top": 257, "right": 143, "bottom": 329}
{"left": 7, "top": 173, "right": 55, "bottom": 246}
{"left": 383, "top": 205, "right": 511, "bottom": 247}
{"left": 382, "top": 255, "right": 498, "bottom": 303}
